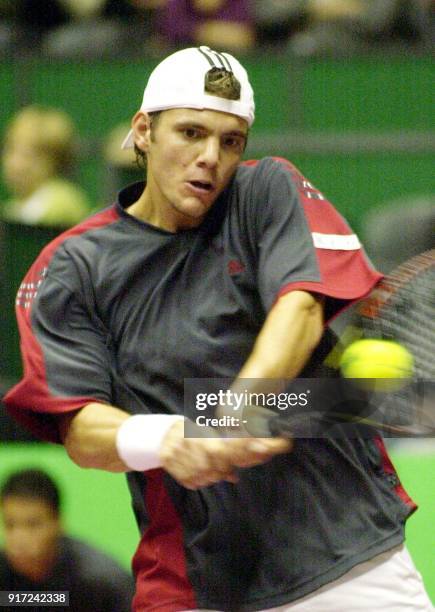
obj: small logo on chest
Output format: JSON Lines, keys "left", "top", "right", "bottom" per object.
{"left": 227, "top": 259, "right": 245, "bottom": 275}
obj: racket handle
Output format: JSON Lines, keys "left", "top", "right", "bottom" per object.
{"left": 267, "top": 415, "right": 295, "bottom": 438}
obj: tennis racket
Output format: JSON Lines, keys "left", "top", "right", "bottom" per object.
{"left": 241, "top": 249, "right": 435, "bottom": 439}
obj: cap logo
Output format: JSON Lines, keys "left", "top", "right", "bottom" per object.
{"left": 198, "top": 47, "right": 241, "bottom": 101}
{"left": 198, "top": 46, "right": 233, "bottom": 71}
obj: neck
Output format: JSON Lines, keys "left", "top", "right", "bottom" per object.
{"left": 126, "top": 188, "right": 171, "bottom": 229}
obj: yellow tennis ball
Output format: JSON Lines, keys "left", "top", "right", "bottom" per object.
{"left": 339, "top": 339, "right": 414, "bottom": 391}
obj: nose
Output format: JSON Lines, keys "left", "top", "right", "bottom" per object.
{"left": 197, "top": 137, "right": 220, "bottom": 169}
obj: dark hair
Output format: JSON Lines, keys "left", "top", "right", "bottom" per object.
{"left": 134, "top": 111, "right": 161, "bottom": 169}
{"left": 204, "top": 67, "right": 241, "bottom": 100}
{"left": 0, "top": 469, "right": 61, "bottom": 515}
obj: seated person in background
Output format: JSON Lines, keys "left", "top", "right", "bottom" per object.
{"left": 103, "top": 122, "right": 143, "bottom": 199}
{"left": 288, "top": 0, "right": 432, "bottom": 55}
{"left": 12, "top": 0, "right": 166, "bottom": 57}
{"left": 1, "top": 106, "right": 90, "bottom": 227}
{"left": 13, "top": 0, "right": 137, "bottom": 31}
{"left": 0, "top": 468, "right": 134, "bottom": 612}
{"left": 157, "top": 0, "right": 255, "bottom": 51}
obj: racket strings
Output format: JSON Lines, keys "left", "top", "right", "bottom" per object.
{"left": 360, "top": 253, "right": 434, "bottom": 366}
{"left": 358, "top": 251, "right": 434, "bottom": 435}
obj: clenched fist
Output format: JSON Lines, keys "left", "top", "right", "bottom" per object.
{"left": 159, "top": 419, "right": 292, "bottom": 489}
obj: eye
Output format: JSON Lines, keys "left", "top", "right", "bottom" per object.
{"left": 182, "top": 127, "right": 201, "bottom": 139}
{"left": 223, "top": 135, "right": 245, "bottom": 151}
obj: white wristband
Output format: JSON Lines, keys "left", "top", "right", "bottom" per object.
{"left": 116, "top": 414, "right": 184, "bottom": 471}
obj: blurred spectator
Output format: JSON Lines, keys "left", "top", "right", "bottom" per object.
{"left": 254, "top": 0, "right": 308, "bottom": 47}
{"left": 104, "top": 122, "right": 138, "bottom": 170}
{"left": 103, "top": 122, "right": 143, "bottom": 200}
{"left": 0, "top": 468, "right": 135, "bottom": 611}
{"left": 13, "top": 0, "right": 154, "bottom": 32}
{"left": 1, "top": 106, "right": 90, "bottom": 227}
{"left": 0, "top": 1, "right": 17, "bottom": 54}
{"left": 10, "top": 1, "right": 163, "bottom": 57}
{"left": 157, "top": 0, "right": 255, "bottom": 52}
{"left": 254, "top": 0, "right": 434, "bottom": 54}
{"left": 7, "top": 0, "right": 433, "bottom": 56}
{"left": 360, "top": 194, "right": 435, "bottom": 273}
{"left": 289, "top": 0, "right": 434, "bottom": 55}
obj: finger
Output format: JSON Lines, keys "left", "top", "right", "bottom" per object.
{"left": 165, "top": 439, "right": 235, "bottom": 487}
{"left": 181, "top": 468, "right": 238, "bottom": 489}
{"left": 224, "top": 437, "right": 292, "bottom": 468}
{"left": 248, "top": 437, "right": 293, "bottom": 453}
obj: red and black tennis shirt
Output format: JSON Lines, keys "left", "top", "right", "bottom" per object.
{"left": 5, "top": 158, "right": 416, "bottom": 611}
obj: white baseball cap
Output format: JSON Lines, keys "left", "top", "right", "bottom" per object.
{"left": 121, "top": 46, "right": 255, "bottom": 149}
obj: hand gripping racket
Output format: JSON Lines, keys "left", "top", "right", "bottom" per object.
{"left": 241, "top": 249, "right": 435, "bottom": 439}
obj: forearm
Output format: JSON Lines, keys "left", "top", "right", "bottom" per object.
{"left": 60, "top": 403, "right": 132, "bottom": 472}
{"left": 60, "top": 402, "right": 291, "bottom": 487}
{"left": 236, "top": 290, "right": 324, "bottom": 383}
{"left": 60, "top": 403, "right": 184, "bottom": 473}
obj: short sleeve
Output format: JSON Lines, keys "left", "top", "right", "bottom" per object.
{"left": 4, "top": 245, "right": 113, "bottom": 443}
{"left": 251, "top": 158, "right": 382, "bottom": 319}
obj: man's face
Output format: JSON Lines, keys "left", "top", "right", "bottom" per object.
{"left": 1, "top": 496, "right": 61, "bottom": 578}
{"left": 139, "top": 108, "right": 248, "bottom": 231}
{"left": 2, "top": 127, "right": 55, "bottom": 199}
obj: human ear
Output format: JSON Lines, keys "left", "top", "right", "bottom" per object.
{"left": 131, "top": 111, "right": 152, "bottom": 153}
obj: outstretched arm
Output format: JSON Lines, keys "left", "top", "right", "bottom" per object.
{"left": 236, "top": 290, "right": 323, "bottom": 380}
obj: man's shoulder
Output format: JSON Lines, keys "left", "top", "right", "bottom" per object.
{"left": 0, "top": 549, "right": 8, "bottom": 567}
{"left": 228, "top": 157, "right": 300, "bottom": 211}
{"left": 62, "top": 536, "right": 131, "bottom": 580}
{"left": 49, "top": 205, "right": 121, "bottom": 252}
{"left": 0, "top": 549, "right": 12, "bottom": 583}
{"left": 237, "top": 156, "right": 298, "bottom": 176}
{"left": 59, "top": 537, "right": 135, "bottom": 609}
{"left": 237, "top": 156, "right": 280, "bottom": 178}
{"left": 233, "top": 157, "right": 300, "bottom": 195}
{"left": 23, "top": 205, "right": 122, "bottom": 281}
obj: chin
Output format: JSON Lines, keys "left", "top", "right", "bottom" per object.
{"left": 178, "top": 200, "right": 212, "bottom": 219}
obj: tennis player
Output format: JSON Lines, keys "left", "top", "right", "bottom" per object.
{"left": 4, "top": 46, "right": 433, "bottom": 611}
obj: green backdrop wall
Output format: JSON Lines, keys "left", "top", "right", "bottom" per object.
{"left": 0, "top": 54, "right": 433, "bottom": 210}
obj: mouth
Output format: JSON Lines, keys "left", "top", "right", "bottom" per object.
{"left": 187, "top": 180, "right": 214, "bottom": 194}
